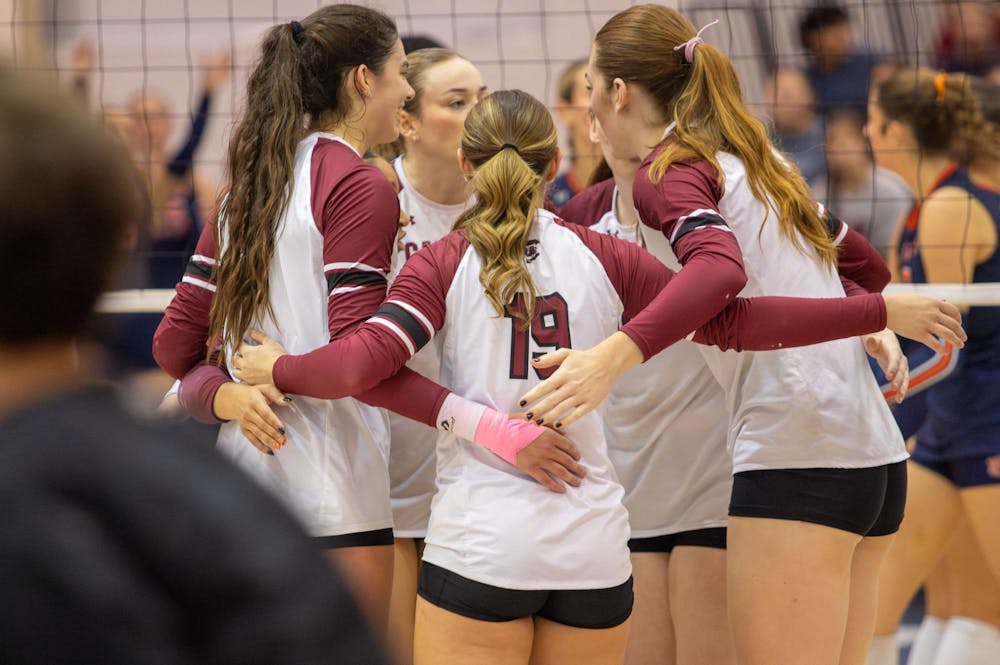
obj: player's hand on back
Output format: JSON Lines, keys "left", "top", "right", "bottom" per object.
{"left": 514, "top": 428, "right": 587, "bottom": 494}
{"left": 232, "top": 330, "right": 287, "bottom": 386}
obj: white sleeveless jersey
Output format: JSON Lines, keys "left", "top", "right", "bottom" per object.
{"left": 591, "top": 192, "right": 731, "bottom": 537}
{"left": 387, "top": 157, "right": 471, "bottom": 537}
{"left": 639, "top": 152, "right": 905, "bottom": 472}
{"left": 422, "top": 210, "right": 632, "bottom": 589}
{"left": 215, "top": 133, "right": 392, "bottom": 537}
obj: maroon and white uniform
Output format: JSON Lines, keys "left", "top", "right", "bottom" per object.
{"left": 153, "top": 132, "right": 441, "bottom": 537}
{"left": 563, "top": 181, "right": 731, "bottom": 538}
{"left": 266, "top": 208, "right": 889, "bottom": 588}
{"left": 387, "top": 156, "right": 471, "bottom": 538}
{"left": 625, "top": 132, "right": 906, "bottom": 473}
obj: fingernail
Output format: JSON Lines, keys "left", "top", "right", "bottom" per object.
{"left": 282, "top": 396, "right": 293, "bottom": 402}
{"left": 525, "top": 412, "right": 533, "bottom": 420}
{"left": 535, "top": 418, "right": 544, "bottom": 426}
{"left": 278, "top": 427, "right": 286, "bottom": 435}
{"left": 519, "top": 400, "right": 527, "bottom": 407}
{"left": 555, "top": 422, "right": 562, "bottom": 428}
{"left": 266, "top": 450, "right": 275, "bottom": 456}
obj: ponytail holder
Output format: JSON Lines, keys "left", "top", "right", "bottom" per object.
{"left": 290, "top": 20, "right": 305, "bottom": 44}
{"left": 934, "top": 71, "right": 947, "bottom": 103}
{"left": 674, "top": 19, "right": 719, "bottom": 64}
{"left": 499, "top": 143, "right": 521, "bottom": 156}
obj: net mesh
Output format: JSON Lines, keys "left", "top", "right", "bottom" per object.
{"left": 4, "top": 0, "right": 998, "bottom": 316}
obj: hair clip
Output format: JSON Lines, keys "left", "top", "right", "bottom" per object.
{"left": 290, "top": 20, "right": 305, "bottom": 44}
{"left": 934, "top": 71, "right": 947, "bottom": 103}
{"left": 674, "top": 19, "right": 719, "bottom": 64}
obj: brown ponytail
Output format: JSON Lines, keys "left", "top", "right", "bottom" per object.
{"left": 452, "top": 90, "right": 558, "bottom": 324}
{"left": 209, "top": 5, "right": 398, "bottom": 357}
{"left": 876, "top": 68, "right": 993, "bottom": 165}
{"left": 593, "top": 4, "right": 836, "bottom": 265}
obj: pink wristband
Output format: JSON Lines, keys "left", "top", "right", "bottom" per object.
{"left": 438, "top": 393, "right": 545, "bottom": 465}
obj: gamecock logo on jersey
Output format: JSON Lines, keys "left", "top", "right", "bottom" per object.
{"left": 525, "top": 240, "right": 540, "bottom": 263}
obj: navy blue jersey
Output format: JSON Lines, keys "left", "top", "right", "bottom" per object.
{"left": 899, "top": 164, "right": 1000, "bottom": 461}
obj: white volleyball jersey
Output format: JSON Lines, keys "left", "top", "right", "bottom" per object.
{"left": 215, "top": 132, "right": 392, "bottom": 537}
{"left": 590, "top": 193, "right": 731, "bottom": 537}
{"left": 387, "top": 156, "right": 471, "bottom": 537}
{"left": 374, "top": 208, "right": 694, "bottom": 589}
{"left": 635, "top": 149, "right": 906, "bottom": 473}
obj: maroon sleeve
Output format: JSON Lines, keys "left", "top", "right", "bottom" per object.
{"left": 619, "top": 160, "right": 748, "bottom": 360}
{"left": 557, "top": 178, "right": 616, "bottom": 227}
{"left": 834, "top": 219, "right": 891, "bottom": 294}
{"left": 152, "top": 220, "right": 218, "bottom": 379}
{"left": 691, "top": 294, "right": 887, "bottom": 351}
{"left": 272, "top": 234, "right": 469, "bottom": 427}
{"left": 178, "top": 363, "right": 230, "bottom": 424}
{"left": 557, "top": 220, "right": 889, "bottom": 354}
{"left": 315, "top": 153, "right": 400, "bottom": 340}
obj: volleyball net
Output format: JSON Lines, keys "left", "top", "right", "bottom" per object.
{"left": 4, "top": 0, "right": 999, "bottom": 319}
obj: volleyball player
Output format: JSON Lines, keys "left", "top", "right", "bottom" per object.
{"left": 516, "top": 7, "right": 966, "bottom": 664}
{"left": 561, "top": 116, "right": 735, "bottom": 665}
{"left": 227, "top": 89, "right": 963, "bottom": 665}
{"left": 151, "top": 6, "right": 578, "bottom": 637}
{"left": 379, "top": 47, "right": 486, "bottom": 665}
{"left": 866, "top": 71, "right": 1000, "bottom": 665}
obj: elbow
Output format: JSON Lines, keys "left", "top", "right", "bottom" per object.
{"left": 871, "top": 262, "right": 891, "bottom": 292}
{"left": 720, "top": 264, "right": 748, "bottom": 302}
{"left": 152, "top": 337, "right": 193, "bottom": 380}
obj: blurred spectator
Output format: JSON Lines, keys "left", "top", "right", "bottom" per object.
{"left": 548, "top": 59, "right": 602, "bottom": 207}
{"left": 936, "top": 0, "right": 1000, "bottom": 79}
{"left": 800, "top": 2, "right": 887, "bottom": 116}
{"left": 765, "top": 68, "right": 827, "bottom": 184}
{"left": 812, "top": 111, "right": 912, "bottom": 260}
{"left": 0, "top": 70, "right": 388, "bottom": 665}
{"left": 126, "top": 48, "right": 230, "bottom": 289}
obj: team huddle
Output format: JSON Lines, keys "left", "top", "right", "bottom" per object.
{"left": 149, "top": 4, "right": 1000, "bottom": 665}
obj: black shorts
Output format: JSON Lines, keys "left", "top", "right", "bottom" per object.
{"left": 912, "top": 456, "right": 1000, "bottom": 488}
{"left": 417, "top": 561, "right": 633, "bottom": 629}
{"left": 729, "top": 461, "right": 907, "bottom": 537}
{"left": 313, "top": 528, "right": 394, "bottom": 549}
{"left": 628, "top": 527, "right": 727, "bottom": 553}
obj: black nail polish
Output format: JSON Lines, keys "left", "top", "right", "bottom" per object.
{"left": 525, "top": 412, "right": 533, "bottom": 420}
{"left": 282, "top": 396, "right": 293, "bottom": 402}
{"left": 519, "top": 400, "right": 527, "bottom": 407}
{"left": 266, "top": 450, "right": 275, "bottom": 456}
{"left": 535, "top": 418, "right": 544, "bottom": 426}
{"left": 555, "top": 422, "right": 562, "bottom": 428}
{"left": 278, "top": 427, "right": 286, "bottom": 435}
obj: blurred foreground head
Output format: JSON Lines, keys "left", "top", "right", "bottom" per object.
{"left": 0, "top": 70, "right": 136, "bottom": 349}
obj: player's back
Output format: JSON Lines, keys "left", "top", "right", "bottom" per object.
{"left": 423, "top": 208, "right": 632, "bottom": 590}
{"left": 215, "top": 132, "right": 391, "bottom": 537}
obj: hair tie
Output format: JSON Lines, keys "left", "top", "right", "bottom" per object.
{"left": 290, "top": 20, "right": 305, "bottom": 44}
{"left": 674, "top": 19, "right": 719, "bottom": 64}
{"left": 934, "top": 71, "right": 947, "bottom": 103}
{"left": 499, "top": 143, "right": 521, "bottom": 156}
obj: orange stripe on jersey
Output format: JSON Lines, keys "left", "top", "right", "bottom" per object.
{"left": 883, "top": 342, "right": 956, "bottom": 401}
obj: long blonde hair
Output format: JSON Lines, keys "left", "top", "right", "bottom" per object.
{"left": 593, "top": 4, "right": 836, "bottom": 265}
{"left": 452, "top": 90, "right": 558, "bottom": 324}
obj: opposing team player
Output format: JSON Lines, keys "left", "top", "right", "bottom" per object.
{"left": 866, "top": 70, "right": 1000, "bottom": 665}
{"left": 516, "top": 7, "right": 964, "bottom": 664}
{"left": 152, "top": 6, "right": 577, "bottom": 636}
{"left": 228, "top": 90, "right": 962, "bottom": 665}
